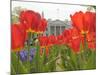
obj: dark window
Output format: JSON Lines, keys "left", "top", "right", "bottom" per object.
{"left": 50, "top": 26, "right": 55, "bottom": 35}
{"left": 56, "top": 26, "right": 60, "bottom": 36}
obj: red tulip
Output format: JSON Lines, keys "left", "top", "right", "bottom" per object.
{"left": 38, "top": 36, "right": 50, "bottom": 56}
{"left": 69, "top": 28, "right": 82, "bottom": 53}
{"left": 70, "top": 11, "right": 96, "bottom": 51}
{"left": 37, "top": 18, "right": 47, "bottom": 33}
{"left": 20, "top": 10, "right": 41, "bottom": 32}
{"left": 18, "top": 23, "right": 28, "bottom": 40}
{"left": 70, "top": 11, "right": 96, "bottom": 34}
{"left": 62, "top": 28, "right": 82, "bottom": 53}
{"left": 48, "top": 35, "right": 57, "bottom": 46}
{"left": 86, "top": 32, "right": 96, "bottom": 50}
{"left": 57, "top": 34, "right": 65, "bottom": 45}
{"left": 70, "top": 38, "right": 81, "bottom": 53}
{"left": 84, "top": 12, "right": 96, "bottom": 32}
{"left": 88, "top": 42, "right": 96, "bottom": 50}
{"left": 39, "top": 36, "right": 48, "bottom": 46}
{"left": 11, "top": 24, "right": 25, "bottom": 52}
{"left": 62, "top": 29, "right": 72, "bottom": 44}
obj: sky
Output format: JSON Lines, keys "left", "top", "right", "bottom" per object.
{"left": 13, "top": 0, "right": 96, "bottom": 5}
{"left": 12, "top": 0, "right": 95, "bottom": 20}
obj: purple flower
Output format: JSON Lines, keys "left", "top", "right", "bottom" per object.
{"left": 19, "top": 48, "right": 36, "bottom": 62}
{"left": 30, "top": 48, "right": 36, "bottom": 62}
{"left": 19, "top": 50, "right": 28, "bottom": 61}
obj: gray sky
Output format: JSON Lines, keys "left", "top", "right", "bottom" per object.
{"left": 12, "top": 0, "right": 95, "bottom": 20}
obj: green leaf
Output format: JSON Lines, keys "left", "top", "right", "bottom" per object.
{"left": 11, "top": 64, "right": 16, "bottom": 75}
{"left": 11, "top": 51, "right": 28, "bottom": 74}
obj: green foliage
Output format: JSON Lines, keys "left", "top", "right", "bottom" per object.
{"left": 11, "top": 43, "right": 96, "bottom": 74}
{"left": 11, "top": 15, "right": 19, "bottom": 24}
{"left": 92, "top": 6, "right": 96, "bottom": 10}
{"left": 11, "top": 52, "right": 28, "bottom": 74}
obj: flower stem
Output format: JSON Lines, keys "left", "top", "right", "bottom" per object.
{"left": 27, "top": 32, "right": 32, "bottom": 72}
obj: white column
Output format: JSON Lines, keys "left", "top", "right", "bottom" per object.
{"left": 55, "top": 26, "right": 56, "bottom": 36}
{"left": 60, "top": 26, "right": 61, "bottom": 34}
{"left": 49, "top": 26, "right": 50, "bottom": 36}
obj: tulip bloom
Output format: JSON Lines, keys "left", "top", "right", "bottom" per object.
{"left": 69, "top": 28, "right": 81, "bottom": 53}
{"left": 57, "top": 34, "right": 65, "bottom": 45}
{"left": 20, "top": 10, "right": 41, "bottom": 33}
{"left": 20, "top": 10, "right": 47, "bottom": 34}
{"left": 86, "top": 32, "right": 96, "bottom": 50}
{"left": 37, "top": 18, "right": 47, "bottom": 34}
{"left": 70, "top": 11, "right": 96, "bottom": 52}
{"left": 70, "top": 11, "right": 96, "bottom": 34}
{"left": 11, "top": 24, "right": 25, "bottom": 51}
{"left": 18, "top": 23, "right": 28, "bottom": 40}
{"left": 38, "top": 36, "right": 47, "bottom": 55}
{"left": 38, "top": 36, "right": 51, "bottom": 56}
{"left": 39, "top": 36, "right": 48, "bottom": 47}
{"left": 62, "top": 28, "right": 82, "bottom": 53}
{"left": 48, "top": 35, "right": 57, "bottom": 46}
{"left": 62, "top": 29, "right": 72, "bottom": 45}
{"left": 70, "top": 38, "right": 81, "bottom": 53}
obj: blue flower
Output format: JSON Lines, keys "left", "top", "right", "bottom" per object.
{"left": 19, "top": 48, "right": 36, "bottom": 62}
{"left": 30, "top": 48, "right": 36, "bottom": 62}
{"left": 19, "top": 50, "right": 28, "bottom": 61}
